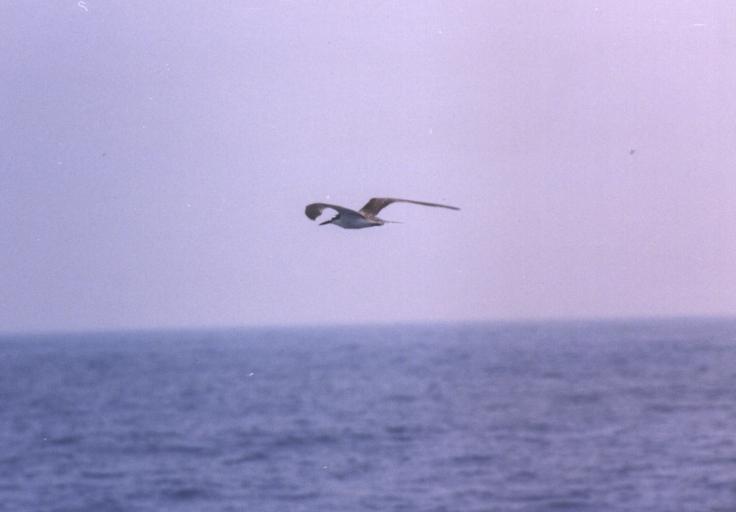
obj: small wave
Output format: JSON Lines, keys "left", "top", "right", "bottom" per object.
{"left": 47, "top": 435, "right": 83, "bottom": 446}
{"left": 222, "top": 451, "right": 270, "bottom": 465}
{"left": 544, "top": 499, "right": 595, "bottom": 510}
{"left": 384, "top": 424, "right": 418, "bottom": 441}
{"left": 561, "top": 391, "right": 605, "bottom": 404}
{"left": 450, "top": 453, "right": 495, "bottom": 465}
{"left": 273, "top": 491, "right": 321, "bottom": 501}
{"left": 125, "top": 442, "right": 219, "bottom": 457}
{"left": 646, "top": 402, "right": 706, "bottom": 414}
{"left": 270, "top": 432, "right": 339, "bottom": 449}
{"left": 161, "top": 486, "right": 215, "bottom": 501}
{"left": 80, "top": 470, "right": 126, "bottom": 480}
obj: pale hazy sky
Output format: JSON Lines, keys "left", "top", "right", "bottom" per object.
{"left": 2, "top": 1, "right": 735, "bottom": 333}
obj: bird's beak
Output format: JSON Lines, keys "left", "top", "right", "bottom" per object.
{"left": 319, "top": 219, "right": 332, "bottom": 226}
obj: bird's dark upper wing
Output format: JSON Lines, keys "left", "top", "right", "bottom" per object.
{"left": 304, "top": 203, "right": 360, "bottom": 220}
{"left": 359, "top": 197, "right": 460, "bottom": 217}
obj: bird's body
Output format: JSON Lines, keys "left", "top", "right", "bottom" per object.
{"left": 329, "top": 212, "right": 383, "bottom": 229}
{"left": 305, "top": 197, "right": 459, "bottom": 229}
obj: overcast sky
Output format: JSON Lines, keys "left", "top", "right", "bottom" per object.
{"left": 2, "top": 1, "right": 735, "bottom": 333}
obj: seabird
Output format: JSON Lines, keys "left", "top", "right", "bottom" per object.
{"left": 305, "top": 197, "right": 459, "bottom": 229}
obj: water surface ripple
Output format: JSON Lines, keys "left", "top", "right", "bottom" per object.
{"left": 1, "top": 319, "right": 735, "bottom": 511}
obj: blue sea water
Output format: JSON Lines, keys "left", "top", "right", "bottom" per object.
{"left": 1, "top": 319, "right": 736, "bottom": 512}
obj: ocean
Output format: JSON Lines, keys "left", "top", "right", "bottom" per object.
{"left": 1, "top": 319, "right": 735, "bottom": 511}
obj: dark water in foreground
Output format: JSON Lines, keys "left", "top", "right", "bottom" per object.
{"left": 1, "top": 319, "right": 736, "bottom": 511}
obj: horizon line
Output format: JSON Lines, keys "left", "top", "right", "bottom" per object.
{"left": 1, "top": 313, "right": 735, "bottom": 339}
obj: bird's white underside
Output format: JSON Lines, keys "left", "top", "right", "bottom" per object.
{"left": 331, "top": 213, "right": 382, "bottom": 229}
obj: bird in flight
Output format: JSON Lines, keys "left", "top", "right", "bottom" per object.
{"left": 305, "top": 197, "right": 459, "bottom": 229}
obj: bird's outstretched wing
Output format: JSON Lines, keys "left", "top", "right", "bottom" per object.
{"left": 305, "top": 203, "right": 360, "bottom": 220}
{"left": 359, "top": 197, "right": 460, "bottom": 218}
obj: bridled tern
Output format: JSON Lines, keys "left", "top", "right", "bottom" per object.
{"left": 305, "top": 197, "right": 459, "bottom": 229}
